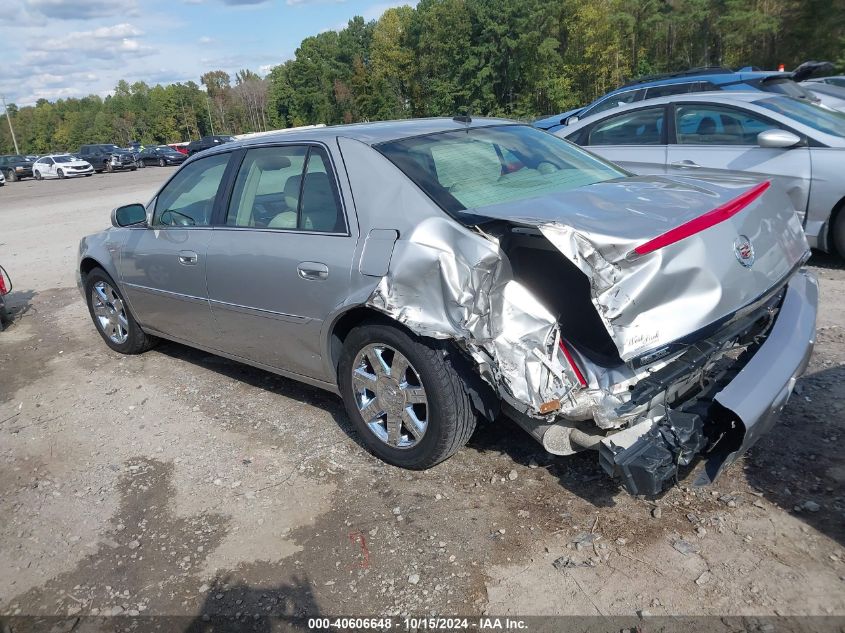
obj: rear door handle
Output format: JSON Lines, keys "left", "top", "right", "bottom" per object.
{"left": 179, "top": 250, "right": 198, "bottom": 265}
{"left": 297, "top": 261, "right": 329, "bottom": 280}
{"left": 670, "top": 159, "right": 701, "bottom": 169}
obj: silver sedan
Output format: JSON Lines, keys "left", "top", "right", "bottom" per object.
{"left": 558, "top": 92, "right": 845, "bottom": 256}
{"left": 78, "top": 118, "right": 816, "bottom": 495}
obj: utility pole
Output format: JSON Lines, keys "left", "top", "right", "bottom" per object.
{"left": 205, "top": 95, "right": 216, "bottom": 136}
{"left": 0, "top": 94, "right": 20, "bottom": 155}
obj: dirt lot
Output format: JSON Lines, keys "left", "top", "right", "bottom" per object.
{"left": 0, "top": 169, "right": 843, "bottom": 630}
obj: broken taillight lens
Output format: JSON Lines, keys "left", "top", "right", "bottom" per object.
{"left": 632, "top": 180, "right": 771, "bottom": 256}
{"left": 559, "top": 340, "right": 587, "bottom": 388}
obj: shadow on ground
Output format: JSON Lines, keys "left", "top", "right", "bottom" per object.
{"left": 743, "top": 364, "right": 845, "bottom": 546}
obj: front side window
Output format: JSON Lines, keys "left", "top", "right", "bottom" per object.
{"left": 153, "top": 153, "right": 230, "bottom": 227}
{"left": 675, "top": 104, "right": 780, "bottom": 145}
{"left": 376, "top": 124, "right": 623, "bottom": 215}
{"left": 587, "top": 107, "right": 665, "bottom": 146}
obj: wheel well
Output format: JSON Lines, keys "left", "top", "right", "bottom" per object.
{"left": 328, "top": 306, "right": 394, "bottom": 373}
{"left": 328, "top": 306, "right": 500, "bottom": 422}
{"left": 79, "top": 257, "right": 103, "bottom": 280}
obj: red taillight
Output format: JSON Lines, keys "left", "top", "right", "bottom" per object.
{"left": 0, "top": 271, "right": 7, "bottom": 296}
{"left": 559, "top": 340, "right": 587, "bottom": 388}
{"left": 632, "top": 180, "right": 771, "bottom": 256}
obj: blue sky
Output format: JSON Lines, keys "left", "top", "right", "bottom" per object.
{"left": 0, "top": 0, "right": 413, "bottom": 107}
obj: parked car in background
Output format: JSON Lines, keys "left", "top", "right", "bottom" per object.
{"left": 186, "top": 135, "right": 235, "bottom": 156}
{"left": 124, "top": 146, "right": 146, "bottom": 168}
{"left": 558, "top": 91, "right": 845, "bottom": 256}
{"left": 139, "top": 145, "right": 188, "bottom": 167}
{"left": 168, "top": 142, "right": 190, "bottom": 155}
{"left": 801, "top": 81, "right": 845, "bottom": 110}
{"left": 0, "top": 170, "right": 5, "bottom": 186}
{"left": 32, "top": 154, "right": 94, "bottom": 179}
{"left": 78, "top": 118, "right": 816, "bottom": 496}
{"left": 0, "top": 155, "right": 34, "bottom": 181}
{"left": 78, "top": 144, "right": 138, "bottom": 173}
{"left": 535, "top": 66, "right": 826, "bottom": 133}
{"left": 805, "top": 76, "right": 845, "bottom": 88}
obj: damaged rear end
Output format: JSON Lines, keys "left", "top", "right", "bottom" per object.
{"left": 368, "top": 124, "right": 817, "bottom": 496}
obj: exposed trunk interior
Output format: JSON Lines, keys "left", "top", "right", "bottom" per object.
{"left": 498, "top": 225, "right": 622, "bottom": 367}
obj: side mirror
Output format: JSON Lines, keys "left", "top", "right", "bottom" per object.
{"left": 112, "top": 203, "right": 148, "bottom": 228}
{"left": 565, "top": 115, "right": 580, "bottom": 126}
{"left": 757, "top": 129, "right": 802, "bottom": 148}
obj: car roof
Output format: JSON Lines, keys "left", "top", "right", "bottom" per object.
{"left": 200, "top": 117, "right": 518, "bottom": 154}
{"left": 612, "top": 69, "right": 787, "bottom": 92}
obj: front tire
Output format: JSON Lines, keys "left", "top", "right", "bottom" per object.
{"left": 57, "top": 168, "right": 65, "bottom": 179}
{"left": 7, "top": 170, "right": 16, "bottom": 182}
{"left": 105, "top": 162, "right": 114, "bottom": 173}
{"left": 158, "top": 158, "right": 165, "bottom": 167}
{"left": 338, "top": 322, "right": 477, "bottom": 470}
{"left": 833, "top": 210, "right": 845, "bottom": 259}
{"left": 84, "top": 268, "right": 157, "bottom": 354}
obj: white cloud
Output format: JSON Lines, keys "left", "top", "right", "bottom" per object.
{"left": 198, "top": 36, "right": 214, "bottom": 44}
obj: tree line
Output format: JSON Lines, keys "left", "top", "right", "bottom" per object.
{"left": 2, "top": 0, "right": 843, "bottom": 154}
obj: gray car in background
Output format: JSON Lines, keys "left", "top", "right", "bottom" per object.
{"left": 78, "top": 118, "right": 816, "bottom": 495}
{"left": 559, "top": 92, "right": 845, "bottom": 256}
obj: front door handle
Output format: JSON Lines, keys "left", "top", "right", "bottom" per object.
{"left": 179, "top": 250, "right": 198, "bottom": 265}
{"left": 297, "top": 261, "right": 329, "bottom": 281}
{"left": 670, "top": 159, "right": 702, "bottom": 169}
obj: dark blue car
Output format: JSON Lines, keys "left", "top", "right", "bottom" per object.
{"left": 535, "top": 66, "right": 822, "bottom": 133}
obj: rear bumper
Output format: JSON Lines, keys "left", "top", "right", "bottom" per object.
{"left": 600, "top": 269, "right": 818, "bottom": 495}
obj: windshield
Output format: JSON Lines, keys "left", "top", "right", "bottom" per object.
{"left": 757, "top": 96, "right": 845, "bottom": 138}
{"left": 54, "top": 155, "right": 74, "bottom": 163}
{"left": 376, "top": 125, "right": 624, "bottom": 215}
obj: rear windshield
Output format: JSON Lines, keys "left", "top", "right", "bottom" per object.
{"left": 375, "top": 125, "right": 624, "bottom": 215}
{"left": 756, "top": 96, "right": 845, "bottom": 138}
{"left": 756, "top": 77, "right": 816, "bottom": 100}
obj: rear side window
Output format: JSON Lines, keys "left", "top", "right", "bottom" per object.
{"left": 587, "top": 107, "right": 665, "bottom": 145}
{"left": 153, "top": 153, "right": 230, "bottom": 227}
{"left": 226, "top": 145, "right": 345, "bottom": 232}
{"left": 644, "top": 82, "right": 696, "bottom": 99}
{"left": 675, "top": 105, "right": 780, "bottom": 145}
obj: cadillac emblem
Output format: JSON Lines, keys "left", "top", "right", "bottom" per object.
{"left": 734, "top": 235, "right": 755, "bottom": 268}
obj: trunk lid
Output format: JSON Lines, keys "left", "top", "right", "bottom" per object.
{"left": 472, "top": 175, "right": 809, "bottom": 362}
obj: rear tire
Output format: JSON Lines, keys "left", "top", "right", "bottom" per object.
{"left": 34, "top": 170, "right": 42, "bottom": 181}
{"left": 84, "top": 268, "right": 157, "bottom": 355}
{"left": 338, "top": 322, "right": 477, "bottom": 470}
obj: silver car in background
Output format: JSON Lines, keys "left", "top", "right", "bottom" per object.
{"left": 558, "top": 92, "right": 845, "bottom": 257}
{"left": 78, "top": 118, "right": 816, "bottom": 495}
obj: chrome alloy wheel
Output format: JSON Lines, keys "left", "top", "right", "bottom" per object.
{"left": 91, "top": 281, "right": 129, "bottom": 344}
{"left": 351, "top": 344, "right": 429, "bottom": 449}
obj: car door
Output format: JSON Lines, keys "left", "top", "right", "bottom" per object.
{"left": 572, "top": 105, "right": 668, "bottom": 174}
{"left": 666, "top": 102, "right": 811, "bottom": 221}
{"left": 205, "top": 143, "right": 358, "bottom": 380}
{"left": 116, "top": 151, "right": 232, "bottom": 346}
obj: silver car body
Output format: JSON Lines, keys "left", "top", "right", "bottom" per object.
{"left": 78, "top": 118, "right": 817, "bottom": 494}
{"left": 558, "top": 92, "right": 845, "bottom": 253}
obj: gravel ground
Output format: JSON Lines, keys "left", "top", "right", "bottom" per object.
{"left": 0, "top": 169, "right": 843, "bottom": 628}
